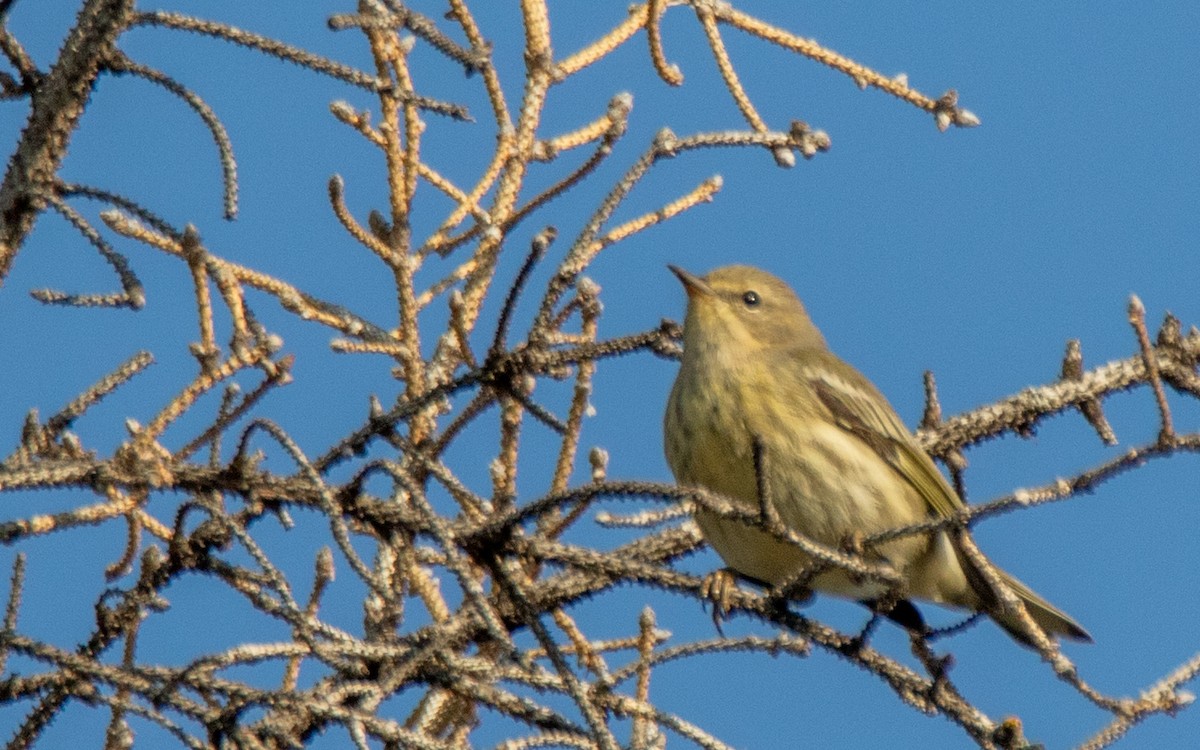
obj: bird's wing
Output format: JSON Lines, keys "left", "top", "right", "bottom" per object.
{"left": 801, "top": 355, "right": 964, "bottom": 520}
{"left": 801, "top": 356, "right": 1092, "bottom": 642}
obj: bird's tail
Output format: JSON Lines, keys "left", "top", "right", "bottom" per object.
{"left": 956, "top": 540, "right": 1092, "bottom": 648}
{"left": 989, "top": 568, "right": 1092, "bottom": 647}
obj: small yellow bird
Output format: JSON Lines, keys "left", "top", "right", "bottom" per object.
{"left": 663, "top": 264, "right": 1090, "bottom": 646}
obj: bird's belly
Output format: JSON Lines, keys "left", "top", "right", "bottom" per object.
{"left": 694, "top": 508, "right": 895, "bottom": 599}
{"left": 681, "top": 419, "right": 928, "bottom": 598}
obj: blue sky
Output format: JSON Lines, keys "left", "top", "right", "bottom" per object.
{"left": 3, "top": 2, "right": 1199, "bottom": 748}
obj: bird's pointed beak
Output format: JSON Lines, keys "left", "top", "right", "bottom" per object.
{"left": 668, "top": 265, "right": 714, "bottom": 299}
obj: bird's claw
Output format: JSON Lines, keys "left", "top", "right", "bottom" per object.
{"left": 839, "top": 531, "right": 869, "bottom": 585}
{"left": 839, "top": 530, "right": 866, "bottom": 556}
{"left": 700, "top": 568, "right": 740, "bottom": 635}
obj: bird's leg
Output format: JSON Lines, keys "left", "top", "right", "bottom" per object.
{"left": 838, "top": 530, "right": 869, "bottom": 586}
{"left": 699, "top": 567, "right": 741, "bottom": 636}
{"left": 839, "top": 530, "right": 865, "bottom": 555}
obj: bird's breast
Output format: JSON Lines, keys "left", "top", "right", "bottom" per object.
{"left": 665, "top": 352, "right": 758, "bottom": 502}
{"left": 666, "top": 352, "right": 929, "bottom": 589}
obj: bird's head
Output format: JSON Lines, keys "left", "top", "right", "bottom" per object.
{"left": 668, "top": 264, "right": 827, "bottom": 356}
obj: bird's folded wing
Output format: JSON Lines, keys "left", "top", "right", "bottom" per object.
{"left": 805, "top": 364, "right": 965, "bottom": 520}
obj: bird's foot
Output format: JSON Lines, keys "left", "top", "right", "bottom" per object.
{"left": 839, "top": 530, "right": 866, "bottom": 556}
{"left": 700, "top": 567, "right": 740, "bottom": 635}
{"left": 839, "top": 531, "right": 869, "bottom": 586}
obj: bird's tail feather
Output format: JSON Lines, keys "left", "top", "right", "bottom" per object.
{"left": 990, "top": 568, "right": 1092, "bottom": 646}
{"left": 955, "top": 538, "right": 1092, "bottom": 648}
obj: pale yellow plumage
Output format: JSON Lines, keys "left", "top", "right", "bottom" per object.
{"left": 664, "top": 264, "right": 1090, "bottom": 646}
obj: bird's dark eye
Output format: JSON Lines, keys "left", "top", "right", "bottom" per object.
{"left": 742, "top": 291, "right": 760, "bottom": 308}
